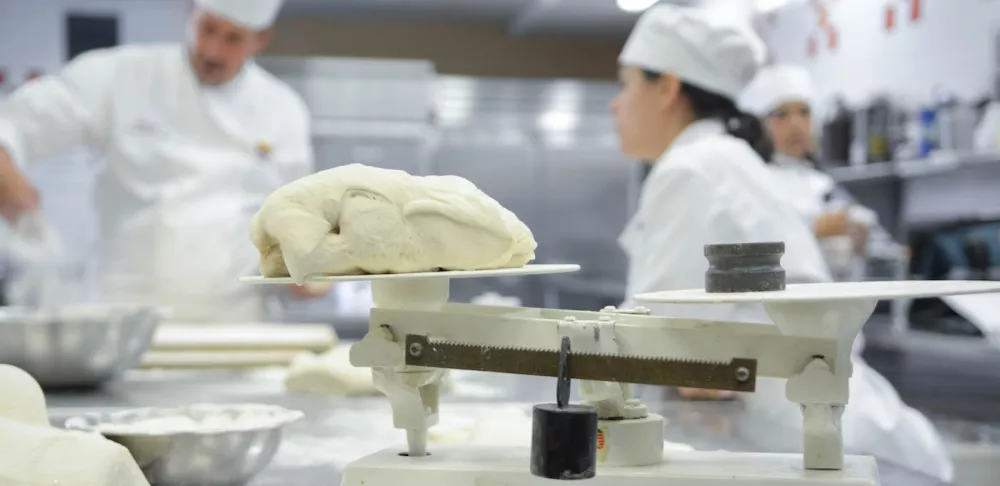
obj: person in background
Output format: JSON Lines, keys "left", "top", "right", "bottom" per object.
{"left": 612, "top": 6, "right": 953, "bottom": 482}
{"left": 737, "top": 65, "right": 952, "bottom": 482}
{"left": 739, "top": 65, "right": 896, "bottom": 280}
{"left": 0, "top": 0, "right": 327, "bottom": 322}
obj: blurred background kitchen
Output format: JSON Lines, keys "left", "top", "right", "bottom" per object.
{"left": 1, "top": 0, "right": 1000, "bottom": 484}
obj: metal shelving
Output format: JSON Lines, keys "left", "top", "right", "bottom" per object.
{"left": 825, "top": 151, "right": 1000, "bottom": 184}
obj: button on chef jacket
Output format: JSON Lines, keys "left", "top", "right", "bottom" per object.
{"left": 0, "top": 44, "right": 313, "bottom": 322}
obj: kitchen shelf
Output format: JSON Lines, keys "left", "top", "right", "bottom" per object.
{"left": 825, "top": 161, "right": 898, "bottom": 183}
{"left": 824, "top": 152, "right": 1000, "bottom": 183}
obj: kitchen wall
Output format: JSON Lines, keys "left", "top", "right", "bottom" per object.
{"left": 760, "top": 0, "right": 1000, "bottom": 112}
{"left": 0, "top": 0, "right": 186, "bottom": 263}
{"left": 0, "top": 0, "right": 186, "bottom": 82}
{"left": 265, "top": 20, "right": 623, "bottom": 79}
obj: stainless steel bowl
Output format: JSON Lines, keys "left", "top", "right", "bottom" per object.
{"left": 0, "top": 305, "right": 165, "bottom": 388}
{"left": 65, "top": 403, "right": 303, "bottom": 486}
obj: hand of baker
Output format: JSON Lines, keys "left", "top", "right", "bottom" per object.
{"left": 814, "top": 210, "right": 849, "bottom": 239}
{"left": 288, "top": 282, "right": 334, "bottom": 299}
{"left": 846, "top": 221, "right": 870, "bottom": 255}
{"left": 0, "top": 154, "right": 39, "bottom": 223}
{"left": 676, "top": 387, "right": 737, "bottom": 401}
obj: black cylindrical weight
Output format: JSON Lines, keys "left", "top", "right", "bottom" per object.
{"left": 530, "top": 403, "right": 598, "bottom": 480}
{"left": 704, "top": 242, "right": 786, "bottom": 293}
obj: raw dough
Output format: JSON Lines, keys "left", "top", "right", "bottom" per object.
{"left": 0, "top": 365, "right": 149, "bottom": 486}
{"left": 250, "top": 164, "right": 537, "bottom": 283}
{"left": 0, "top": 364, "right": 49, "bottom": 427}
{"left": 285, "top": 345, "right": 379, "bottom": 396}
{"left": 0, "top": 417, "right": 150, "bottom": 486}
{"left": 284, "top": 344, "right": 453, "bottom": 396}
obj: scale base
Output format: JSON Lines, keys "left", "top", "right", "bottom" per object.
{"left": 342, "top": 445, "right": 880, "bottom": 486}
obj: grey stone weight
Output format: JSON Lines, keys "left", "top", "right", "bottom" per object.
{"left": 704, "top": 242, "right": 786, "bottom": 293}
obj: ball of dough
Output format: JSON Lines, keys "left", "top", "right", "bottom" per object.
{"left": 285, "top": 344, "right": 455, "bottom": 397}
{"left": 250, "top": 164, "right": 537, "bottom": 283}
{"left": 0, "top": 364, "right": 49, "bottom": 427}
{"left": 0, "top": 417, "right": 150, "bottom": 486}
{"left": 285, "top": 345, "right": 379, "bottom": 396}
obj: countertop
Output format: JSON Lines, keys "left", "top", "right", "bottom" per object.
{"left": 44, "top": 369, "right": 948, "bottom": 486}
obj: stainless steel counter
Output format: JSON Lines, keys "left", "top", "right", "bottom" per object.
{"left": 45, "top": 369, "right": 948, "bottom": 486}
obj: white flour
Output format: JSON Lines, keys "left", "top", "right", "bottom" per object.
{"left": 91, "top": 404, "right": 302, "bottom": 435}
{"left": 3, "top": 212, "right": 78, "bottom": 308}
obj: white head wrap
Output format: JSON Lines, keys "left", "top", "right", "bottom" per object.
{"left": 618, "top": 4, "right": 765, "bottom": 100}
{"left": 193, "top": 0, "right": 285, "bottom": 30}
{"left": 739, "top": 64, "right": 814, "bottom": 117}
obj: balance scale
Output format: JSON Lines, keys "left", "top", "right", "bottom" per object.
{"left": 244, "top": 262, "right": 1000, "bottom": 486}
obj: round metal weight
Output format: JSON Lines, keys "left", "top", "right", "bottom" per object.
{"left": 530, "top": 403, "right": 598, "bottom": 480}
{"left": 704, "top": 242, "right": 786, "bottom": 293}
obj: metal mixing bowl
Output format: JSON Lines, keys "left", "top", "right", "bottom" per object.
{"left": 0, "top": 305, "right": 165, "bottom": 388}
{"left": 65, "top": 403, "right": 304, "bottom": 486}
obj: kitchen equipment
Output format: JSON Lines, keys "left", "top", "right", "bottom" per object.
{"left": 139, "top": 350, "right": 305, "bottom": 370}
{"left": 151, "top": 323, "right": 336, "bottom": 352}
{"left": 241, "top": 256, "right": 1000, "bottom": 486}
{"left": 138, "top": 323, "right": 338, "bottom": 370}
{"left": 65, "top": 403, "right": 302, "bottom": 486}
{"left": 0, "top": 305, "right": 165, "bottom": 388}
{"left": 821, "top": 99, "right": 853, "bottom": 165}
{"left": 934, "top": 89, "right": 979, "bottom": 153}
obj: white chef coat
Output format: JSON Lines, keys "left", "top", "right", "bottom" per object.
{"left": 0, "top": 44, "right": 313, "bottom": 322}
{"left": 618, "top": 119, "right": 830, "bottom": 323}
{"left": 618, "top": 119, "right": 953, "bottom": 482}
{"left": 767, "top": 154, "right": 897, "bottom": 274}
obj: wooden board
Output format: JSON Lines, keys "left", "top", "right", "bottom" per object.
{"left": 151, "top": 323, "right": 337, "bottom": 352}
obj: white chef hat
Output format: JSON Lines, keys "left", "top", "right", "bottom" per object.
{"left": 739, "top": 64, "right": 814, "bottom": 117}
{"left": 619, "top": 4, "right": 765, "bottom": 100}
{"left": 193, "top": 0, "right": 285, "bottom": 30}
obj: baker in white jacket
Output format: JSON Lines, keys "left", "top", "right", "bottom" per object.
{"left": 739, "top": 65, "right": 896, "bottom": 280}
{"left": 613, "top": 6, "right": 953, "bottom": 482}
{"left": 0, "top": 0, "right": 321, "bottom": 321}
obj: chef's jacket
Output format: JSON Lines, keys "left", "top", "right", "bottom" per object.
{"left": 0, "top": 44, "right": 313, "bottom": 322}
{"left": 618, "top": 119, "right": 830, "bottom": 322}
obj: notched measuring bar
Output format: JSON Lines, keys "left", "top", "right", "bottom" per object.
{"left": 404, "top": 334, "right": 757, "bottom": 392}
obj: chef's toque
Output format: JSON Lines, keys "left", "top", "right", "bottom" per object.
{"left": 194, "top": 0, "right": 285, "bottom": 30}
{"left": 739, "top": 64, "right": 814, "bottom": 117}
{"left": 619, "top": 4, "right": 764, "bottom": 100}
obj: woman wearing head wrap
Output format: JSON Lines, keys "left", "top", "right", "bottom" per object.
{"left": 613, "top": 6, "right": 828, "bottom": 333}
{"left": 613, "top": 7, "right": 953, "bottom": 482}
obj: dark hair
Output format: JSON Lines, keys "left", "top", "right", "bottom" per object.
{"left": 641, "top": 69, "right": 772, "bottom": 160}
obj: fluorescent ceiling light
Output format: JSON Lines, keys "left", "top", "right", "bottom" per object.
{"left": 617, "top": 0, "right": 658, "bottom": 13}
{"left": 537, "top": 111, "right": 579, "bottom": 132}
{"left": 755, "top": 0, "right": 794, "bottom": 13}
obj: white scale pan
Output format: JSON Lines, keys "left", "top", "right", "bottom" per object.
{"left": 239, "top": 264, "right": 581, "bottom": 284}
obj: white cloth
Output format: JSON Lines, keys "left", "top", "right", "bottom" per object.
{"left": 194, "top": 0, "right": 285, "bottom": 30}
{"left": 618, "top": 120, "right": 952, "bottom": 482}
{"left": 739, "top": 64, "right": 814, "bottom": 117}
{"left": 618, "top": 4, "right": 764, "bottom": 99}
{"left": 0, "top": 44, "right": 313, "bottom": 322}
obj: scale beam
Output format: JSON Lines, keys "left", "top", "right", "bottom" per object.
{"left": 403, "top": 334, "right": 757, "bottom": 392}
